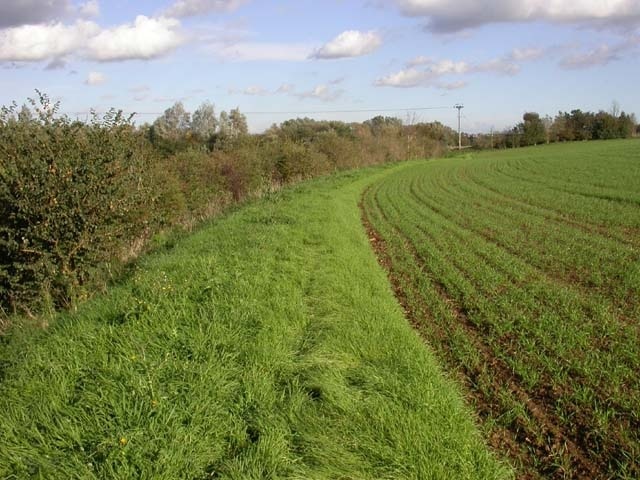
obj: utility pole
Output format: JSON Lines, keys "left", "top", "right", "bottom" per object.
{"left": 454, "top": 104, "right": 464, "bottom": 150}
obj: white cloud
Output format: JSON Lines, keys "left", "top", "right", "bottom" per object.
{"left": 297, "top": 84, "right": 343, "bottom": 102}
{"left": 438, "top": 80, "right": 467, "bottom": 90}
{"left": 312, "top": 30, "right": 382, "bottom": 59}
{"left": 395, "top": 0, "right": 640, "bottom": 31}
{"left": 407, "top": 55, "right": 432, "bottom": 67}
{"left": 560, "top": 36, "right": 639, "bottom": 69}
{"left": 78, "top": 0, "right": 100, "bottom": 18}
{"left": 429, "top": 59, "right": 470, "bottom": 74}
{"left": 164, "top": 0, "right": 248, "bottom": 18}
{"left": 508, "top": 47, "right": 544, "bottom": 61}
{"left": 0, "top": 20, "right": 99, "bottom": 61}
{"left": 210, "top": 41, "right": 313, "bottom": 61}
{"left": 375, "top": 68, "right": 430, "bottom": 87}
{"left": 276, "top": 83, "right": 294, "bottom": 93}
{"left": 375, "top": 53, "right": 527, "bottom": 88}
{"left": 199, "top": 20, "right": 314, "bottom": 62}
{"left": 476, "top": 58, "right": 520, "bottom": 75}
{"left": 560, "top": 44, "right": 620, "bottom": 69}
{"left": 0, "top": 15, "right": 182, "bottom": 63}
{"left": 86, "top": 16, "right": 183, "bottom": 61}
{"left": 85, "top": 71, "right": 105, "bottom": 85}
{"left": 229, "top": 85, "right": 268, "bottom": 95}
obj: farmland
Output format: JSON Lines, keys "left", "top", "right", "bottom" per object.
{"left": 0, "top": 166, "right": 509, "bottom": 479}
{"left": 362, "top": 139, "right": 640, "bottom": 478}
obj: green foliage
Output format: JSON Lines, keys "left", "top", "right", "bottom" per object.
{"left": 473, "top": 107, "right": 638, "bottom": 149}
{"left": 0, "top": 92, "right": 152, "bottom": 311}
{"left": 519, "top": 112, "right": 546, "bottom": 146}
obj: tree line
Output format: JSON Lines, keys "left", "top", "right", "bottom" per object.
{"left": 471, "top": 106, "right": 638, "bottom": 149}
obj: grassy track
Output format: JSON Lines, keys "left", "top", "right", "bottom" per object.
{"left": 0, "top": 166, "right": 510, "bottom": 479}
{"left": 361, "top": 139, "right": 640, "bottom": 479}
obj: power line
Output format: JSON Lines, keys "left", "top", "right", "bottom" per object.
{"left": 243, "top": 106, "right": 453, "bottom": 115}
{"left": 64, "top": 105, "right": 456, "bottom": 117}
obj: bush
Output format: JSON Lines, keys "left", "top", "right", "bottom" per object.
{"left": 0, "top": 93, "right": 152, "bottom": 311}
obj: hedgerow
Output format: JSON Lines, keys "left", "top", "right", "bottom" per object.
{"left": 0, "top": 94, "right": 457, "bottom": 317}
{"left": 0, "top": 93, "right": 152, "bottom": 312}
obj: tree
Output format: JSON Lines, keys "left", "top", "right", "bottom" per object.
{"left": 218, "top": 111, "right": 231, "bottom": 138}
{"left": 617, "top": 112, "right": 636, "bottom": 138}
{"left": 542, "top": 115, "right": 553, "bottom": 144}
{"left": 592, "top": 111, "right": 618, "bottom": 139}
{"left": 567, "top": 109, "right": 593, "bottom": 141}
{"left": 191, "top": 101, "right": 217, "bottom": 140}
{"left": 153, "top": 102, "right": 191, "bottom": 141}
{"left": 521, "top": 112, "right": 546, "bottom": 146}
{"left": 365, "top": 116, "right": 402, "bottom": 136}
{"left": 229, "top": 107, "right": 248, "bottom": 137}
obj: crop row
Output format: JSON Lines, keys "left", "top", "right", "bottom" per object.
{"left": 362, "top": 141, "right": 640, "bottom": 479}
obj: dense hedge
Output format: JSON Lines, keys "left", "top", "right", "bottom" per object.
{"left": 1, "top": 95, "right": 153, "bottom": 312}
{"left": 0, "top": 95, "right": 455, "bottom": 316}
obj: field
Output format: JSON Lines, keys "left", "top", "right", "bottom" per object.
{"left": 0, "top": 167, "right": 509, "bottom": 479}
{"left": 362, "top": 139, "right": 640, "bottom": 478}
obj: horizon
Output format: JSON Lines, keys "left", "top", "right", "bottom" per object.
{"left": 1, "top": 1, "right": 639, "bottom": 134}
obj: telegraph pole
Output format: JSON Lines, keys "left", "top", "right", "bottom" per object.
{"left": 454, "top": 104, "right": 464, "bottom": 150}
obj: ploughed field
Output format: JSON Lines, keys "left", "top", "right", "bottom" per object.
{"left": 362, "top": 139, "right": 640, "bottom": 479}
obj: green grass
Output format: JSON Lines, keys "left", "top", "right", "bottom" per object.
{"left": 362, "top": 139, "right": 640, "bottom": 479}
{"left": 0, "top": 165, "right": 510, "bottom": 479}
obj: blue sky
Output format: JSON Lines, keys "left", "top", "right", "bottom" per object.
{"left": 1, "top": 0, "right": 638, "bottom": 132}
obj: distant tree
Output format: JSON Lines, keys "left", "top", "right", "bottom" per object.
{"left": 551, "top": 112, "right": 572, "bottom": 142}
{"left": 153, "top": 101, "right": 191, "bottom": 141}
{"left": 567, "top": 109, "right": 593, "bottom": 141}
{"left": 218, "top": 111, "right": 231, "bottom": 138}
{"left": 592, "top": 111, "right": 618, "bottom": 139}
{"left": 521, "top": 112, "right": 546, "bottom": 146}
{"left": 542, "top": 115, "right": 553, "bottom": 144}
{"left": 610, "top": 100, "right": 621, "bottom": 118}
{"left": 617, "top": 112, "right": 636, "bottom": 138}
{"left": 191, "top": 101, "right": 217, "bottom": 140}
{"left": 506, "top": 127, "right": 522, "bottom": 148}
{"left": 229, "top": 108, "right": 248, "bottom": 137}
{"left": 365, "top": 116, "right": 402, "bottom": 136}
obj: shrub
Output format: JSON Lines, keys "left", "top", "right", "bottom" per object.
{"left": 0, "top": 93, "right": 152, "bottom": 311}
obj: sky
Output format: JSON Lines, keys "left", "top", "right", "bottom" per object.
{"left": 1, "top": 0, "right": 639, "bottom": 133}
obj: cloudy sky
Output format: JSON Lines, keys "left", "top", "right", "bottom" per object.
{"left": 1, "top": 0, "right": 638, "bottom": 132}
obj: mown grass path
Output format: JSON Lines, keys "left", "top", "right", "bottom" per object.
{"left": 0, "top": 166, "right": 510, "bottom": 479}
{"left": 362, "top": 140, "right": 640, "bottom": 479}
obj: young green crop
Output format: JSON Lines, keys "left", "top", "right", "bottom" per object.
{"left": 362, "top": 139, "right": 640, "bottom": 479}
